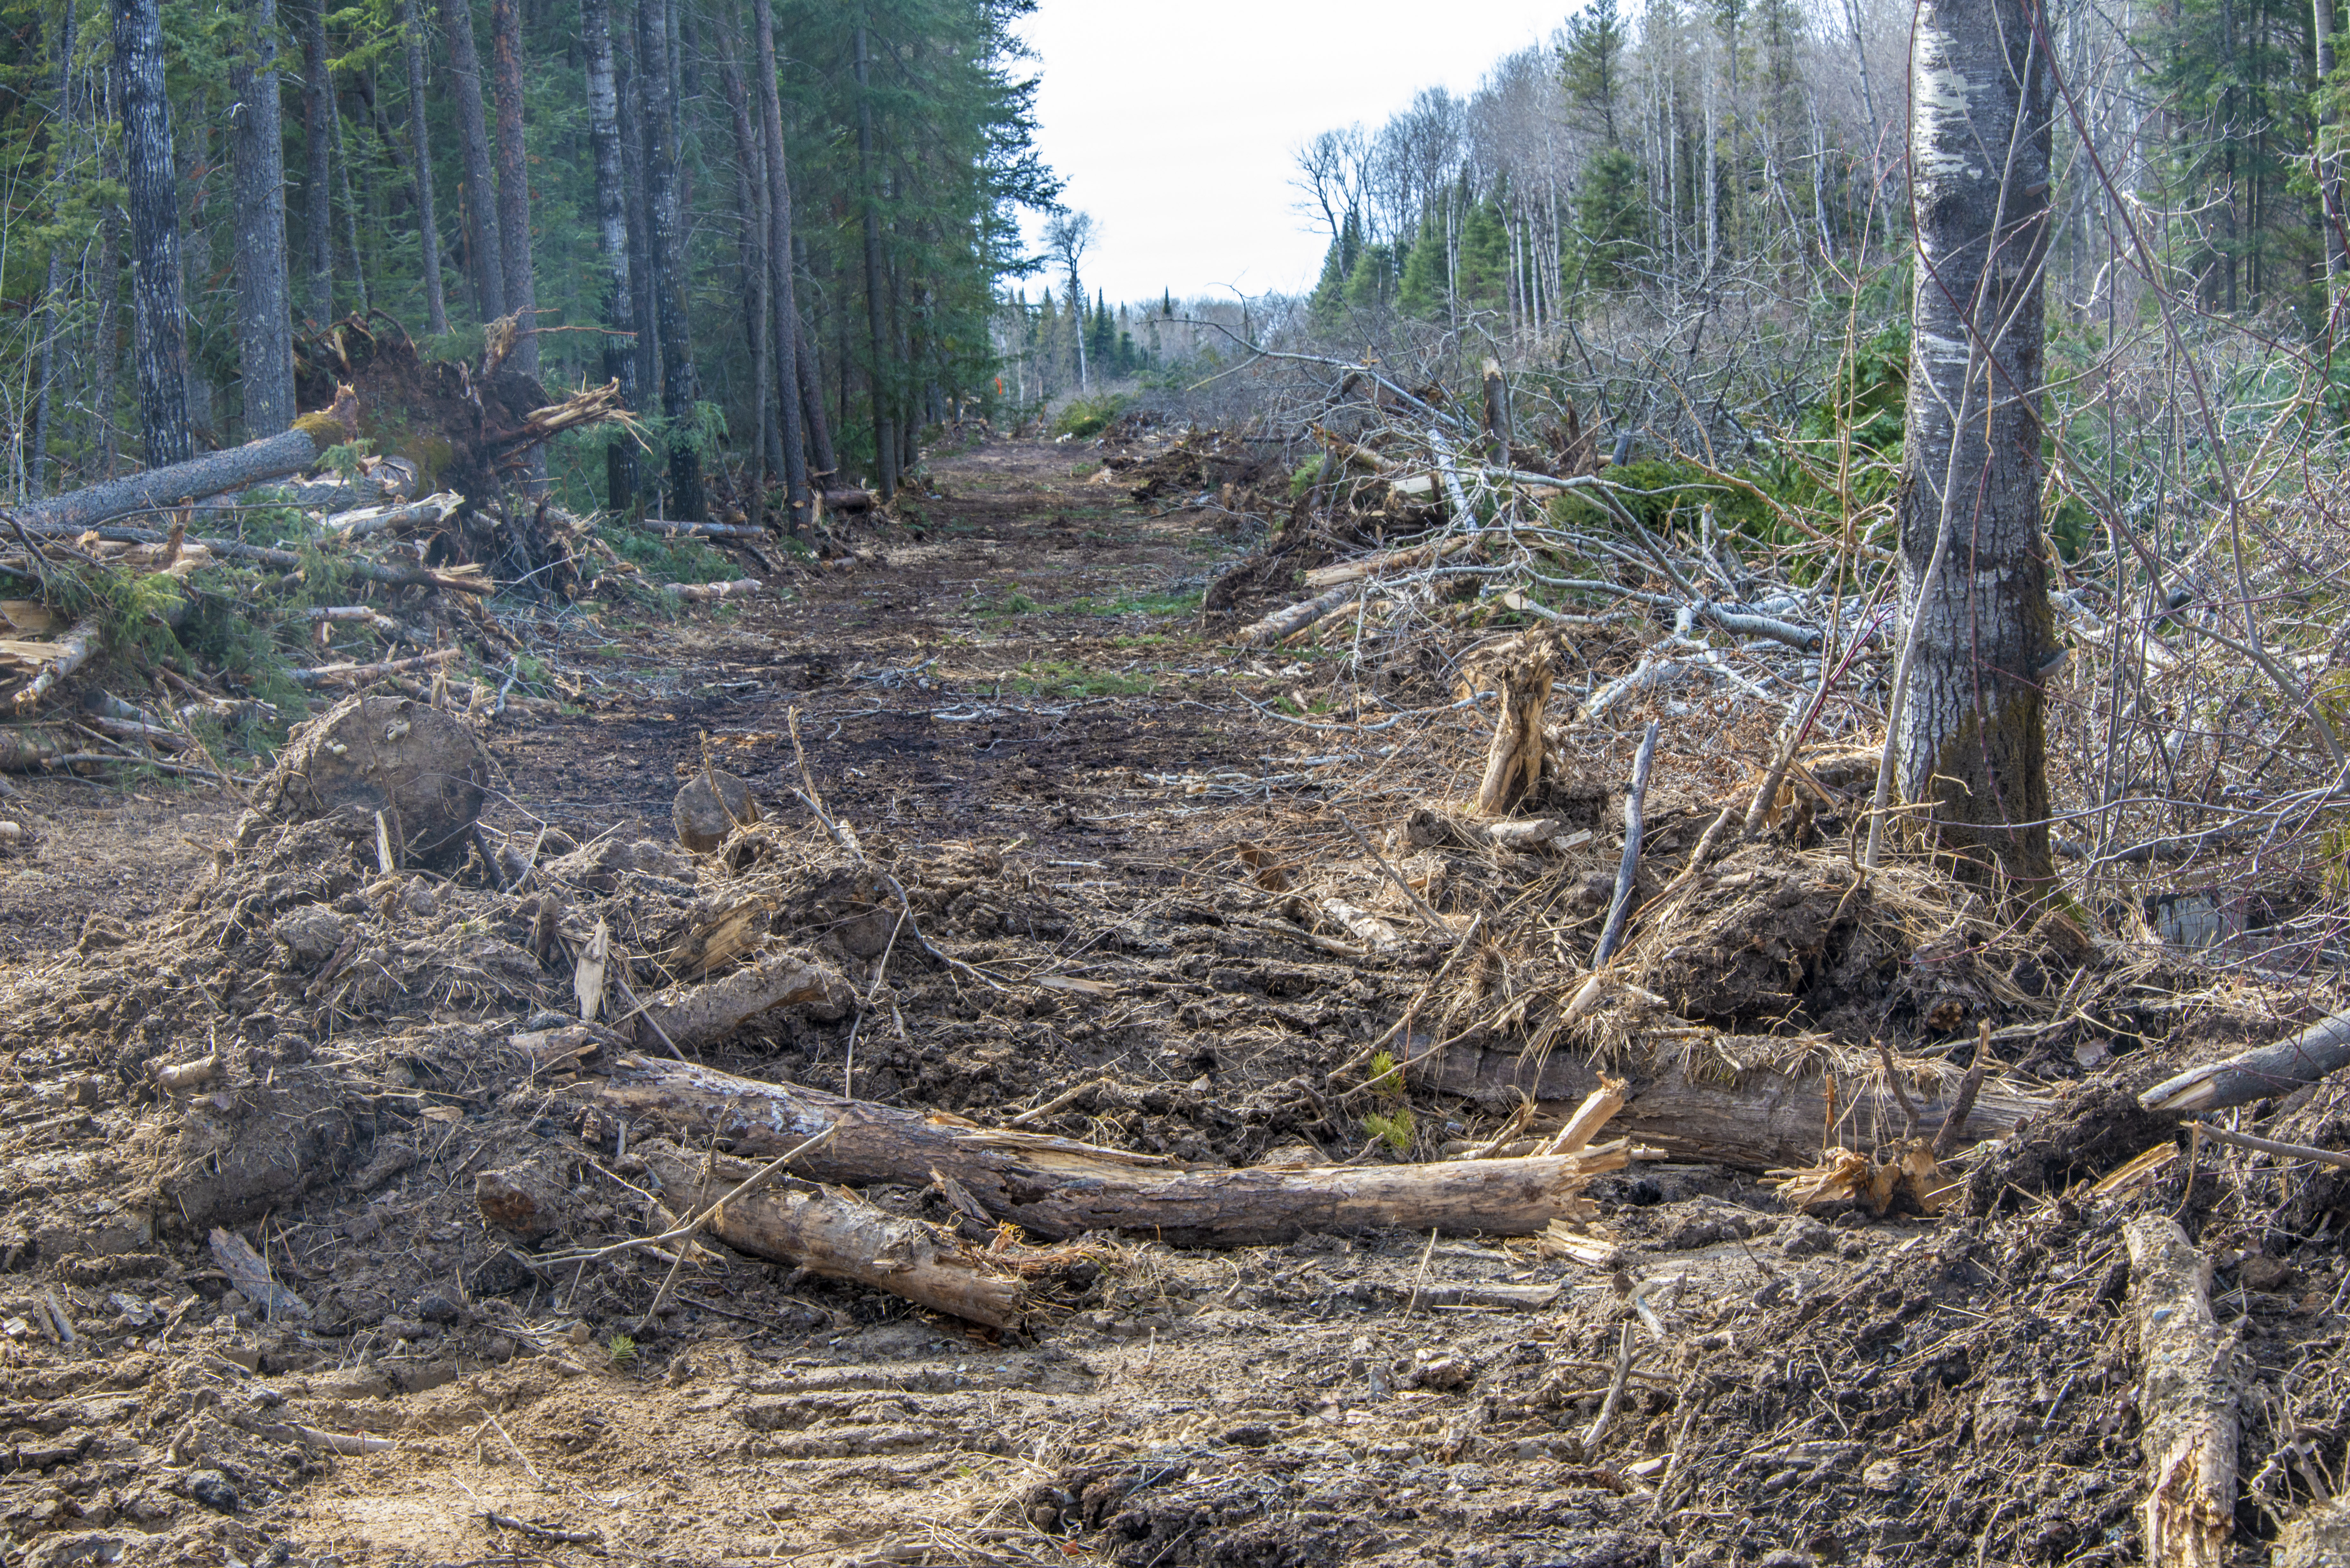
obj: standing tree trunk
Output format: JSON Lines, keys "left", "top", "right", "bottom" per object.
{"left": 639, "top": 0, "right": 701, "bottom": 519}
{"left": 229, "top": 0, "right": 294, "bottom": 434}
{"left": 29, "top": 0, "right": 78, "bottom": 493}
{"left": 2321, "top": 0, "right": 2347, "bottom": 334}
{"left": 720, "top": 50, "right": 774, "bottom": 522}
{"left": 297, "top": 0, "right": 333, "bottom": 324}
{"left": 110, "top": 0, "right": 190, "bottom": 466}
{"left": 852, "top": 26, "right": 897, "bottom": 501}
{"left": 398, "top": 0, "right": 447, "bottom": 335}
{"left": 794, "top": 231, "right": 837, "bottom": 480}
{"left": 753, "top": 0, "right": 809, "bottom": 527}
{"left": 439, "top": 0, "right": 503, "bottom": 325}
{"left": 488, "top": 0, "right": 535, "bottom": 376}
{"left": 325, "top": 71, "right": 367, "bottom": 312}
{"left": 1893, "top": 0, "right": 2056, "bottom": 886}
{"left": 93, "top": 55, "right": 124, "bottom": 479}
{"left": 582, "top": 0, "right": 640, "bottom": 510}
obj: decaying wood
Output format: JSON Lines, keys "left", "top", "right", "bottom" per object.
{"left": 0, "top": 727, "right": 68, "bottom": 772}
{"left": 1406, "top": 1035, "right": 2049, "bottom": 1171}
{"left": 637, "top": 1142, "right": 1040, "bottom": 1331}
{"left": 630, "top": 947, "right": 855, "bottom": 1052}
{"left": 820, "top": 488, "right": 875, "bottom": 513}
{"left": 1488, "top": 818, "right": 1593, "bottom": 853}
{"left": 0, "top": 387, "right": 356, "bottom": 534}
{"left": 1593, "top": 720, "right": 1660, "bottom": 963}
{"left": 324, "top": 491, "right": 463, "bottom": 537}
{"left": 2125, "top": 1218, "right": 2236, "bottom": 1568}
{"left": 152, "top": 1053, "right": 219, "bottom": 1091}
{"left": 580, "top": 1054, "right": 1628, "bottom": 1246}
{"left": 2140, "top": 1010, "right": 2350, "bottom": 1112}
{"left": 673, "top": 767, "right": 760, "bottom": 853}
{"left": 209, "top": 1226, "right": 310, "bottom": 1319}
{"left": 1235, "top": 580, "right": 1366, "bottom": 648}
{"left": 1472, "top": 640, "right": 1554, "bottom": 816}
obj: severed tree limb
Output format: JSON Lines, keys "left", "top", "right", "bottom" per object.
{"left": 0, "top": 727, "right": 70, "bottom": 771}
{"left": 635, "top": 1142, "right": 1041, "bottom": 1331}
{"left": 577, "top": 1053, "right": 1627, "bottom": 1247}
{"left": 11, "top": 617, "right": 101, "bottom": 712}
{"left": 1235, "top": 580, "right": 1366, "bottom": 648}
{"left": 2125, "top": 1218, "right": 2236, "bottom": 1568}
{"left": 1593, "top": 721, "right": 1662, "bottom": 965}
{"left": 2140, "top": 1010, "right": 2350, "bottom": 1112}
{"left": 289, "top": 647, "right": 462, "bottom": 688}
{"left": 324, "top": 491, "right": 463, "bottom": 538}
{"left": 630, "top": 946, "right": 855, "bottom": 1052}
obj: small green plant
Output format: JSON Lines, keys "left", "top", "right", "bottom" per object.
{"left": 1364, "top": 1049, "right": 1405, "bottom": 1097}
{"left": 1051, "top": 393, "right": 1129, "bottom": 440}
{"left": 606, "top": 1333, "right": 637, "bottom": 1369}
{"left": 1364, "top": 1106, "right": 1415, "bottom": 1153}
{"left": 317, "top": 439, "right": 375, "bottom": 484}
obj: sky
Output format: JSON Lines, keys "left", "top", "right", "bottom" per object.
{"left": 1011, "top": 1, "right": 1575, "bottom": 310}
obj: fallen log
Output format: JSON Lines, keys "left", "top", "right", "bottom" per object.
{"left": 2126, "top": 1217, "right": 2236, "bottom": 1568}
{"left": 1235, "top": 580, "right": 1367, "bottom": 649}
{"left": 2139, "top": 1010, "right": 2350, "bottom": 1112}
{"left": 1406, "top": 1035, "right": 2049, "bottom": 1171}
{"left": 1300, "top": 533, "right": 1473, "bottom": 590}
{"left": 19, "top": 521, "right": 492, "bottom": 596}
{"left": 664, "top": 579, "right": 764, "bottom": 602}
{"left": 632, "top": 949, "right": 853, "bottom": 1052}
{"left": 288, "top": 647, "right": 460, "bottom": 688}
{"left": 0, "top": 727, "right": 68, "bottom": 772}
{"left": 0, "top": 388, "right": 356, "bottom": 534}
{"left": 820, "top": 488, "right": 874, "bottom": 513}
{"left": 636, "top": 1142, "right": 1042, "bottom": 1331}
{"left": 577, "top": 1053, "right": 1626, "bottom": 1246}
{"left": 324, "top": 491, "right": 463, "bottom": 538}
{"left": 10, "top": 617, "right": 100, "bottom": 712}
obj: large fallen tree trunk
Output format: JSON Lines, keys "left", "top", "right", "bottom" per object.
{"left": 636, "top": 1142, "right": 1043, "bottom": 1331}
{"left": 1, "top": 390, "right": 356, "bottom": 534}
{"left": 2126, "top": 1217, "right": 2236, "bottom": 1568}
{"left": 578, "top": 1054, "right": 1624, "bottom": 1246}
{"left": 2139, "top": 1010, "right": 2350, "bottom": 1112}
{"left": 1406, "top": 1036, "right": 2050, "bottom": 1171}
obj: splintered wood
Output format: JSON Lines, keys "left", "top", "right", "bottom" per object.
{"left": 2126, "top": 1218, "right": 2236, "bottom": 1568}
{"left": 1472, "top": 639, "right": 1554, "bottom": 816}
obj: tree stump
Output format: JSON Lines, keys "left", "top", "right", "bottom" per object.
{"left": 673, "top": 768, "right": 759, "bottom": 853}
{"left": 238, "top": 694, "right": 490, "bottom": 868}
{"left": 1473, "top": 640, "right": 1554, "bottom": 816}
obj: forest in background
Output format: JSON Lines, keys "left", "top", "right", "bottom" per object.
{"left": 0, "top": 0, "right": 1054, "bottom": 520}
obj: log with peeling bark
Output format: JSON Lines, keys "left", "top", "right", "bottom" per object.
{"left": 663, "top": 578, "right": 764, "bottom": 602}
{"left": 2126, "top": 1218, "right": 2236, "bottom": 1568}
{"left": 1301, "top": 533, "right": 1474, "bottom": 590}
{"left": 577, "top": 1053, "right": 1626, "bottom": 1246}
{"left": 0, "top": 388, "right": 358, "bottom": 534}
{"left": 1235, "top": 580, "right": 1366, "bottom": 649}
{"left": 324, "top": 491, "right": 464, "bottom": 538}
{"left": 637, "top": 1143, "right": 1040, "bottom": 1330}
{"left": 1406, "top": 1036, "right": 2049, "bottom": 1171}
{"left": 632, "top": 948, "right": 855, "bottom": 1052}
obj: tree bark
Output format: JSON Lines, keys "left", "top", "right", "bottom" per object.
{"left": 639, "top": 0, "right": 701, "bottom": 519}
{"left": 719, "top": 51, "right": 775, "bottom": 516}
{"left": 438, "top": 0, "right": 503, "bottom": 324}
{"left": 110, "top": 0, "right": 191, "bottom": 466}
{"left": 399, "top": 0, "right": 447, "bottom": 335}
{"left": 229, "top": 0, "right": 296, "bottom": 434}
{"left": 325, "top": 65, "right": 367, "bottom": 312}
{"left": 29, "top": 0, "right": 78, "bottom": 492}
{"left": 488, "top": 0, "right": 535, "bottom": 377}
{"left": 2321, "top": 0, "right": 2347, "bottom": 331}
{"left": 5, "top": 400, "right": 354, "bottom": 533}
{"left": 580, "top": 1054, "right": 1623, "bottom": 1247}
{"left": 1894, "top": 0, "right": 2056, "bottom": 886}
{"left": 636, "top": 1143, "right": 1040, "bottom": 1331}
{"left": 581, "top": 0, "right": 640, "bottom": 510}
{"left": 794, "top": 231, "right": 837, "bottom": 479}
{"left": 852, "top": 26, "right": 898, "bottom": 501}
{"left": 92, "top": 56, "right": 124, "bottom": 479}
{"left": 297, "top": 0, "right": 334, "bottom": 324}
{"left": 1404, "top": 1034, "right": 2049, "bottom": 1172}
{"left": 2126, "top": 1219, "right": 2236, "bottom": 1568}
{"left": 752, "top": 0, "right": 809, "bottom": 526}
{"left": 620, "top": 8, "right": 658, "bottom": 492}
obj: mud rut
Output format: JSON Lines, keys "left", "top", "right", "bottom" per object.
{"left": 0, "top": 436, "right": 2281, "bottom": 1568}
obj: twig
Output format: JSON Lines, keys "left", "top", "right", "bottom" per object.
{"left": 2189, "top": 1123, "right": 2350, "bottom": 1172}
{"left": 1929, "top": 1022, "right": 1993, "bottom": 1160}
{"left": 1339, "top": 813, "right": 1450, "bottom": 935}
{"left": 484, "top": 1513, "right": 600, "bottom": 1547}
{"left": 1593, "top": 721, "right": 1661, "bottom": 966}
{"left": 1874, "top": 1038, "right": 1922, "bottom": 1141}
{"left": 1582, "top": 1322, "right": 1638, "bottom": 1448}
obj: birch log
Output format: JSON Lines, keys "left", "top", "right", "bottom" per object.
{"left": 580, "top": 1054, "right": 1625, "bottom": 1246}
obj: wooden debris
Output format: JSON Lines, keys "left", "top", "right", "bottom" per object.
{"left": 580, "top": 1054, "right": 1628, "bottom": 1246}
{"left": 153, "top": 1053, "right": 219, "bottom": 1091}
{"left": 239, "top": 694, "right": 491, "bottom": 868}
{"left": 1234, "top": 580, "right": 1367, "bottom": 648}
{"left": 1301, "top": 534, "right": 1474, "bottom": 590}
{"left": 323, "top": 491, "right": 463, "bottom": 538}
{"left": 208, "top": 1226, "right": 310, "bottom": 1319}
{"left": 663, "top": 579, "right": 764, "bottom": 602}
{"left": 638, "top": 1142, "right": 1043, "bottom": 1331}
{"left": 630, "top": 947, "right": 856, "bottom": 1052}
{"left": 1471, "top": 639, "right": 1554, "bottom": 816}
{"left": 1488, "top": 818, "right": 1593, "bottom": 853}
{"left": 287, "top": 647, "right": 461, "bottom": 688}
{"left": 2140, "top": 1009, "right": 2350, "bottom": 1112}
{"left": 2125, "top": 1218, "right": 2236, "bottom": 1568}
{"left": 1772, "top": 1142, "right": 1953, "bottom": 1215}
{"left": 673, "top": 767, "right": 761, "bottom": 854}
{"left": 10, "top": 617, "right": 100, "bottom": 712}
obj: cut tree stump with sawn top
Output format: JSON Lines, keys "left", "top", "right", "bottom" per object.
{"left": 234, "top": 693, "right": 490, "bottom": 869}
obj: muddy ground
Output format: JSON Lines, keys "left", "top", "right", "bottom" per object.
{"left": 0, "top": 433, "right": 2339, "bottom": 1568}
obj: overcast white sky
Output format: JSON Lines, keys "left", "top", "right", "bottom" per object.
{"left": 1011, "top": 1, "right": 1575, "bottom": 309}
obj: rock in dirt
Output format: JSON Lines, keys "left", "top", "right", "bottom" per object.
{"left": 184, "top": 1469, "right": 238, "bottom": 1512}
{"left": 474, "top": 1161, "right": 573, "bottom": 1242}
{"left": 673, "top": 769, "right": 760, "bottom": 854}
{"left": 238, "top": 694, "right": 490, "bottom": 869}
